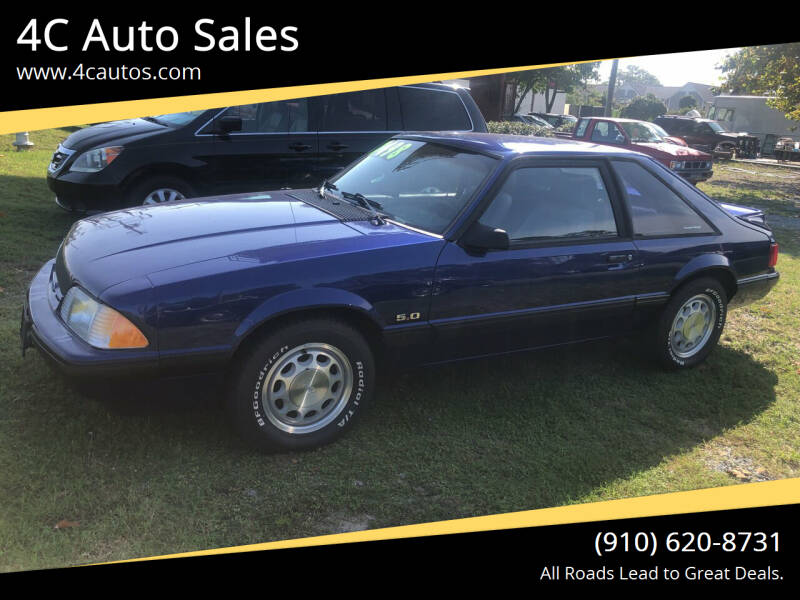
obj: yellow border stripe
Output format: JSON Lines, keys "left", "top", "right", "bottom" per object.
{"left": 102, "top": 478, "right": 799, "bottom": 564}
{"left": 0, "top": 59, "right": 611, "bottom": 134}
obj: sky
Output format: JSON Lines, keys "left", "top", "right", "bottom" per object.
{"left": 595, "top": 48, "right": 741, "bottom": 87}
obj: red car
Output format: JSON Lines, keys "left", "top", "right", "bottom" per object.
{"left": 569, "top": 117, "right": 713, "bottom": 184}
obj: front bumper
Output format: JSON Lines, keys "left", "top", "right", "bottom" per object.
{"left": 47, "top": 171, "right": 124, "bottom": 213}
{"left": 676, "top": 169, "right": 713, "bottom": 183}
{"left": 729, "top": 271, "right": 780, "bottom": 309}
{"left": 21, "top": 260, "right": 160, "bottom": 378}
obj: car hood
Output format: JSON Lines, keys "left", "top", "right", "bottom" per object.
{"left": 55, "top": 190, "right": 434, "bottom": 297}
{"left": 60, "top": 118, "right": 169, "bottom": 150}
{"left": 633, "top": 141, "right": 711, "bottom": 158}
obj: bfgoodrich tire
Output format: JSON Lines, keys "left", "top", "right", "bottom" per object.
{"left": 656, "top": 278, "right": 727, "bottom": 370}
{"left": 228, "top": 319, "right": 374, "bottom": 451}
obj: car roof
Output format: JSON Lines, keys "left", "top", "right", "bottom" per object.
{"left": 396, "top": 132, "right": 645, "bottom": 158}
{"left": 407, "top": 82, "right": 466, "bottom": 93}
{"left": 582, "top": 117, "right": 651, "bottom": 124}
{"left": 656, "top": 115, "right": 712, "bottom": 122}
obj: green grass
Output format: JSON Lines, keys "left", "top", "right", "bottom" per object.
{"left": 1, "top": 131, "right": 799, "bottom": 571}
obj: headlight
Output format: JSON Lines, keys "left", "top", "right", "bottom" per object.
{"left": 59, "top": 286, "right": 148, "bottom": 349}
{"left": 69, "top": 146, "right": 123, "bottom": 173}
{"left": 669, "top": 161, "right": 683, "bottom": 170}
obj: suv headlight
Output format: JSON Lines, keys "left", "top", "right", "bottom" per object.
{"left": 669, "top": 161, "right": 684, "bottom": 170}
{"left": 60, "top": 286, "right": 148, "bottom": 349}
{"left": 69, "top": 146, "right": 123, "bottom": 173}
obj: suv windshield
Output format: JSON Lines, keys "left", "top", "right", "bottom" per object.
{"left": 620, "top": 121, "right": 663, "bottom": 143}
{"left": 329, "top": 139, "right": 498, "bottom": 234}
{"left": 707, "top": 121, "right": 729, "bottom": 133}
{"left": 145, "top": 111, "right": 206, "bottom": 127}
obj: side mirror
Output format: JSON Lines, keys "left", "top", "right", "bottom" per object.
{"left": 216, "top": 115, "right": 243, "bottom": 134}
{"left": 460, "top": 221, "right": 510, "bottom": 252}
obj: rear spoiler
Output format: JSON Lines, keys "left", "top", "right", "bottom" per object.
{"left": 718, "top": 202, "right": 770, "bottom": 230}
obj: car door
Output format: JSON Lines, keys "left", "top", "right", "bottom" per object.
{"left": 429, "top": 158, "right": 641, "bottom": 361}
{"left": 589, "top": 120, "right": 629, "bottom": 148}
{"left": 610, "top": 158, "right": 720, "bottom": 322}
{"left": 200, "top": 98, "right": 318, "bottom": 194}
{"left": 315, "top": 89, "right": 400, "bottom": 183}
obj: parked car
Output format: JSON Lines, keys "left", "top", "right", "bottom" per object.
{"left": 502, "top": 114, "right": 554, "bottom": 129}
{"left": 529, "top": 112, "right": 578, "bottom": 129}
{"left": 653, "top": 115, "right": 760, "bottom": 157}
{"left": 46, "top": 83, "right": 487, "bottom": 212}
{"left": 568, "top": 117, "right": 713, "bottom": 183}
{"left": 22, "top": 133, "right": 779, "bottom": 451}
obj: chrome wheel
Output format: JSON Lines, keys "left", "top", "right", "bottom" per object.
{"left": 142, "top": 188, "right": 185, "bottom": 205}
{"left": 669, "top": 294, "right": 716, "bottom": 358}
{"left": 261, "top": 343, "right": 353, "bottom": 434}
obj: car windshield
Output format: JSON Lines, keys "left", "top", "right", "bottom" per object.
{"left": 145, "top": 111, "right": 206, "bottom": 127}
{"left": 650, "top": 123, "right": 671, "bottom": 138}
{"left": 620, "top": 121, "right": 664, "bottom": 143}
{"left": 707, "top": 121, "right": 729, "bottom": 133}
{"left": 328, "top": 139, "right": 498, "bottom": 234}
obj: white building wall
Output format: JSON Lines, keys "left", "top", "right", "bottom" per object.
{"left": 516, "top": 91, "right": 566, "bottom": 115}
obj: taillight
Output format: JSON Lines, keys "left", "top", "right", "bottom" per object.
{"left": 768, "top": 243, "right": 779, "bottom": 268}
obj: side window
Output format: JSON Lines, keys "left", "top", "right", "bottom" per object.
{"left": 575, "top": 118, "right": 590, "bottom": 137}
{"left": 219, "top": 99, "right": 309, "bottom": 133}
{"left": 478, "top": 166, "right": 618, "bottom": 242}
{"left": 398, "top": 87, "right": 472, "bottom": 131}
{"left": 321, "top": 90, "right": 387, "bottom": 131}
{"left": 668, "top": 120, "right": 687, "bottom": 134}
{"left": 614, "top": 160, "right": 714, "bottom": 237}
{"left": 590, "top": 121, "right": 625, "bottom": 144}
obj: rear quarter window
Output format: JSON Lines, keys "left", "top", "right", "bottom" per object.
{"left": 399, "top": 87, "right": 472, "bottom": 131}
{"left": 614, "top": 160, "right": 715, "bottom": 237}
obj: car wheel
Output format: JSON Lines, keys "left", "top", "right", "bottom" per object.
{"left": 656, "top": 278, "right": 727, "bottom": 370}
{"left": 714, "top": 142, "right": 736, "bottom": 159}
{"left": 127, "top": 176, "right": 194, "bottom": 207}
{"left": 228, "top": 318, "right": 375, "bottom": 451}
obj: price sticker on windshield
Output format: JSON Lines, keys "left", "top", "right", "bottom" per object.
{"left": 371, "top": 140, "right": 413, "bottom": 160}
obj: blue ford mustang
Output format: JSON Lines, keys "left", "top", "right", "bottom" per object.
{"left": 21, "top": 133, "right": 780, "bottom": 450}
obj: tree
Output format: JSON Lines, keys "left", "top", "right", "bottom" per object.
{"left": 679, "top": 95, "right": 698, "bottom": 109}
{"left": 716, "top": 44, "right": 800, "bottom": 121}
{"left": 616, "top": 65, "right": 661, "bottom": 88}
{"left": 619, "top": 94, "right": 667, "bottom": 121}
{"left": 511, "top": 62, "right": 601, "bottom": 114}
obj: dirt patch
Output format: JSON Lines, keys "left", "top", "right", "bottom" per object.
{"left": 315, "top": 512, "right": 376, "bottom": 535}
{"left": 705, "top": 445, "right": 774, "bottom": 483}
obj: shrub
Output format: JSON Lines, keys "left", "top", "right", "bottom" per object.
{"left": 487, "top": 121, "right": 555, "bottom": 137}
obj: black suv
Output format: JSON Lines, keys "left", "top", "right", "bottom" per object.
{"left": 47, "top": 83, "right": 487, "bottom": 211}
{"left": 653, "top": 115, "right": 757, "bottom": 156}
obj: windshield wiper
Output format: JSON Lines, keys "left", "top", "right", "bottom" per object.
{"left": 341, "top": 191, "right": 388, "bottom": 225}
{"left": 318, "top": 179, "right": 338, "bottom": 198}
{"left": 143, "top": 116, "right": 165, "bottom": 126}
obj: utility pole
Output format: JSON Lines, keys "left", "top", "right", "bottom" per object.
{"left": 605, "top": 59, "right": 619, "bottom": 117}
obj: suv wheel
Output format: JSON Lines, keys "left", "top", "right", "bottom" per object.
{"left": 714, "top": 142, "right": 736, "bottom": 158}
{"left": 127, "top": 176, "right": 194, "bottom": 207}
{"left": 228, "top": 319, "right": 375, "bottom": 451}
{"left": 655, "top": 278, "right": 727, "bottom": 369}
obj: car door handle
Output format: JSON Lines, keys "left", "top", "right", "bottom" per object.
{"left": 327, "top": 143, "right": 349, "bottom": 151}
{"left": 288, "top": 143, "right": 312, "bottom": 152}
{"left": 607, "top": 254, "right": 634, "bottom": 263}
